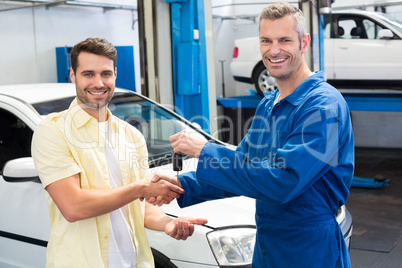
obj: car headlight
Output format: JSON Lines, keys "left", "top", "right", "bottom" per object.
{"left": 207, "top": 227, "right": 256, "bottom": 266}
{"left": 336, "top": 205, "right": 345, "bottom": 225}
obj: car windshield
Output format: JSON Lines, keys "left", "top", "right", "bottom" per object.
{"left": 32, "top": 91, "right": 212, "bottom": 166}
{"left": 373, "top": 12, "right": 402, "bottom": 33}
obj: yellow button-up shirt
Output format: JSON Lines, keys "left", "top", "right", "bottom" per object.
{"left": 32, "top": 99, "right": 154, "bottom": 268}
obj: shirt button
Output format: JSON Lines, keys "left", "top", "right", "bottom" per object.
{"left": 104, "top": 235, "right": 108, "bottom": 240}
{"left": 269, "top": 107, "right": 271, "bottom": 110}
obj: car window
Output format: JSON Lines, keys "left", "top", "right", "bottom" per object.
{"left": 337, "top": 15, "right": 390, "bottom": 40}
{"left": 363, "top": 18, "right": 387, "bottom": 39}
{"left": 338, "top": 17, "right": 359, "bottom": 39}
{"left": 0, "top": 109, "right": 33, "bottom": 172}
{"left": 110, "top": 93, "right": 188, "bottom": 161}
{"left": 32, "top": 96, "right": 75, "bottom": 115}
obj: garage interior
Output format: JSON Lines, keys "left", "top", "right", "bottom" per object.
{"left": 1, "top": 0, "right": 402, "bottom": 267}
{"left": 349, "top": 147, "right": 402, "bottom": 267}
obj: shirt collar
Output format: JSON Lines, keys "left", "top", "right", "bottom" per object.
{"left": 68, "top": 98, "right": 114, "bottom": 129}
{"left": 263, "top": 71, "right": 325, "bottom": 106}
{"left": 284, "top": 71, "right": 325, "bottom": 106}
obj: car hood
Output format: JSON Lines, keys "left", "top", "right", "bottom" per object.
{"left": 151, "top": 158, "right": 256, "bottom": 229}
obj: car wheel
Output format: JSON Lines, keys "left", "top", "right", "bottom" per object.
{"left": 253, "top": 63, "right": 277, "bottom": 96}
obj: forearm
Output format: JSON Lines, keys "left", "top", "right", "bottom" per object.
{"left": 177, "top": 171, "right": 238, "bottom": 208}
{"left": 72, "top": 184, "right": 144, "bottom": 221}
{"left": 47, "top": 175, "right": 146, "bottom": 222}
{"left": 144, "top": 202, "right": 172, "bottom": 231}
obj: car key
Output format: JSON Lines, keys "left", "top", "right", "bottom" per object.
{"left": 172, "top": 152, "right": 183, "bottom": 177}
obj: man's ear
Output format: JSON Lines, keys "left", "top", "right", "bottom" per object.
{"left": 69, "top": 67, "right": 76, "bottom": 84}
{"left": 301, "top": 34, "right": 311, "bottom": 54}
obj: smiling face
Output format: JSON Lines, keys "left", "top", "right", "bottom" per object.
{"left": 259, "top": 14, "right": 309, "bottom": 83}
{"left": 70, "top": 52, "right": 116, "bottom": 121}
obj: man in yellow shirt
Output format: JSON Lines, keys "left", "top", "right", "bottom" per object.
{"left": 31, "top": 37, "right": 206, "bottom": 268}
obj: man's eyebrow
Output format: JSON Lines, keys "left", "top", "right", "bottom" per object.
{"left": 80, "top": 70, "right": 113, "bottom": 74}
{"left": 260, "top": 35, "right": 293, "bottom": 39}
{"left": 80, "top": 70, "right": 93, "bottom": 74}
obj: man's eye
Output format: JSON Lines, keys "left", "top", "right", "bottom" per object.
{"left": 84, "top": 73, "right": 93, "bottom": 77}
{"left": 102, "top": 73, "right": 112, "bottom": 77}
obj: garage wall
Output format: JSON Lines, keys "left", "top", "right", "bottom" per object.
{"left": 352, "top": 111, "right": 402, "bottom": 148}
{"left": 212, "top": 1, "right": 264, "bottom": 97}
{"left": 0, "top": 4, "right": 141, "bottom": 91}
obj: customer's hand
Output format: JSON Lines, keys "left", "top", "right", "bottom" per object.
{"left": 169, "top": 130, "right": 207, "bottom": 158}
{"left": 139, "top": 173, "right": 184, "bottom": 205}
{"left": 164, "top": 217, "right": 208, "bottom": 240}
{"left": 146, "top": 174, "right": 182, "bottom": 206}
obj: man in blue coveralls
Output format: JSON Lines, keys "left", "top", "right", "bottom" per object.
{"left": 153, "top": 2, "right": 354, "bottom": 267}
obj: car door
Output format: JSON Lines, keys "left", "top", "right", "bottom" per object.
{"left": 0, "top": 99, "right": 49, "bottom": 268}
{"left": 325, "top": 13, "right": 401, "bottom": 82}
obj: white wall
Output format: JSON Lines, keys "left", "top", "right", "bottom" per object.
{"left": 0, "top": 3, "right": 141, "bottom": 92}
{"left": 212, "top": 1, "right": 260, "bottom": 97}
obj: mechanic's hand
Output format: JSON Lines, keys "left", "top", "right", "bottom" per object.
{"left": 146, "top": 174, "right": 182, "bottom": 206}
{"left": 164, "top": 217, "right": 208, "bottom": 240}
{"left": 139, "top": 173, "right": 184, "bottom": 206}
{"left": 169, "top": 130, "right": 207, "bottom": 158}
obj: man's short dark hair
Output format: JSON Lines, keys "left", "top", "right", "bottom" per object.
{"left": 70, "top": 37, "right": 117, "bottom": 73}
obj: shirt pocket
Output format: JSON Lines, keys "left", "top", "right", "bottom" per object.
{"left": 76, "top": 147, "right": 109, "bottom": 189}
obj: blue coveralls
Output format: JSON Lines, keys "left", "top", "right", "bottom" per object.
{"left": 177, "top": 71, "right": 354, "bottom": 267}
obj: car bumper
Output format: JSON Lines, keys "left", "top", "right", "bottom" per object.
{"left": 230, "top": 61, "right": 255, "bottom": 82}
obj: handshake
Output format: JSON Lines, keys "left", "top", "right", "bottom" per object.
{"left": 139, "top": 173, "right": 183, "bottom": 206}
{"left": 140, "top": 129, "right": 207, "bottom": 206}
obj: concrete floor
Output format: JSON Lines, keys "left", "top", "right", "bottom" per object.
{"left": 347, "top": 148, "right": 402, "bottom": 268}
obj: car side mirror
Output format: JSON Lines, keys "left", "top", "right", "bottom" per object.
{"left": 2, "top": 157, "right": 40, "bottom": 183}
{"left": 378, "top": 29, "right": 394, "bottom": 39}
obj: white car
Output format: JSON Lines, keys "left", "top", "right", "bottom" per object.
{"left": 0, "top": 83, "right": 352, "bottom": 267}
{"left": 230, "top": 9, "right": 402, "bottom": 96}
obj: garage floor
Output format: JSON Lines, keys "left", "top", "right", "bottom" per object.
{"left": 347, "top": 148, "right": 402, "bottom": 268}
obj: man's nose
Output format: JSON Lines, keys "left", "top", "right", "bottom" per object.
{"left": 270, "top": 42, "right": 281, "bottom": 56}
{"left": 93, "top": 75, "right": 105, "bottom": 88}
